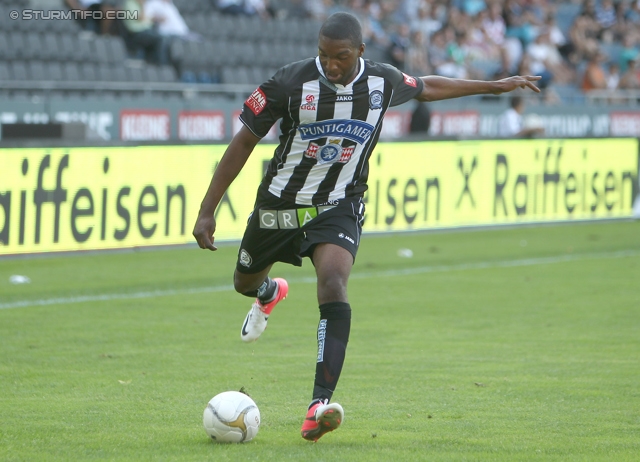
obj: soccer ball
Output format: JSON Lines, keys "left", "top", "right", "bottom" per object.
{"left": 203, "top": 391, "right": 261, "bottom": 443}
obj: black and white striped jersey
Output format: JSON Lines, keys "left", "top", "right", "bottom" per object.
{"left": 240, "top": 56, "right": 424, "bottom": 206}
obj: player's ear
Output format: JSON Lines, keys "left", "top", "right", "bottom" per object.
{"left": 358, "top": 43, "right": 365, "bottom": 57}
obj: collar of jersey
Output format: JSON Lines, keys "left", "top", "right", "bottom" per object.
{"left": 315, "top": 57, "right": 365, "bottom": 91}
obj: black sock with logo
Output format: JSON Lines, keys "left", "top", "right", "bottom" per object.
{"left": 242, "top": 277, "right": 277, "bottom": 303}
{"left": 312, "top": 302, "right": 351, "bottom": 402}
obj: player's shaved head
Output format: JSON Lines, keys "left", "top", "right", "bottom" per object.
{"left": 319, "top": 12, "right": 363, "bottom": 48}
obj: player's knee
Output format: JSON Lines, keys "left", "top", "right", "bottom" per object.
{"left": 233, "top": 272, "right": 254, "bottom": 294}
{"left": 318, "top": 273, "right": 348, "bottom": 301}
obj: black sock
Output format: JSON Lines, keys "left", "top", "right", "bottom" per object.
{"left": 312, "top": 302, "right": 351, "bottom": 402}
{"left": 242, "top": 277, "right": 277, "bottom": 303}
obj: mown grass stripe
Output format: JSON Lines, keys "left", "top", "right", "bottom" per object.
{"left": 1, "top": 249, "right": 638, "bottom": 310}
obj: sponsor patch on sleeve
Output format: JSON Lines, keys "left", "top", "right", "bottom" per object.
{"left": 245, "top": 88, "right": 267, "bottom": 116}
{"left": 402, "top": 73, "right": 418, "bottom": 88}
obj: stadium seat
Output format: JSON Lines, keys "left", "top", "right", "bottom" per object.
{"left": 105, "top": 37, "right": 128, "bottom": 63}
{"left": 236, "top": 41, "right": 256, "bottom": 67}
{"left": 158, "top": 65, "right": 178, "bottom": 82}
{"left": 0, "top": 32, "right": 9, "bottom": 61}
{"left": 64, "top": 62, "right": 81, "bottom": 81}
{"left": 205, "top": 13, "right": 227, "bottom": 40}
{"left": 97, "top": 63, "right": 114, "bottom": 81}
{"left": 81, "top": 62, "right": 99, "bottom": 81}
{"left": 46, "top": 62, "right": 65, "bottom": 81}
{"left": 127, "top": 66, "right": 145, "bottom": 82}
{"left": 0, "top": 62, "right": 10, "bottom": 81}
{"left": 143, "top": 65, "right": 161, "bottom": 82}
{"left": 222, "top": 67, "right": 251, "bottom": 85}
{"left": 58, "top": 34, "right": 77, "bottom": 62}
{"left": 24, "top": 32, "right": 45, "bottom": 61}
{"left": 169, "top": 38, "right": 186, "bottom": 65}
{"left": 76, "top": 38, "right": 95, "bottom": 63}
{"left": 555, "top": 3, "right": 581, "bottom": 35}
{"left": 7, "top": 32, "right": 26, "bottom": 61}
{"left": 600, "top": 42, "right": 624, "bottom": 66}
{"left": 41, "top": 32, "right": 62, "bottom": 61}
{"left": 27, "top": 61, "right": 46, "bottom": 81}
{"left": 112, "top": 66, "right": 129, "bottom": 82}
{"left": 11, "top": 61, "right": 29, "bottom": 80}
{"left": 181, "top": 70, "right": 197, "bottom": 83}
{"left": 28, "top": 15, "right": 49, "bottom": 34}
{"left": 93, "top": 38, "right": 111, "bottom": 64}
{"left": 197, "top": 71, "right": 214, "bottom": 84}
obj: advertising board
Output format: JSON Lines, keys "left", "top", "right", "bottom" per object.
{"left": 1, "top": 139, "right": 637, "bottom": 255}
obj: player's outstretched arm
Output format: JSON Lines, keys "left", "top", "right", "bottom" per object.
{"left": 193, "top": 125, "right": 261, "bottom": 251}
{"left": 416, "top": 75, "right": 541, "bottom": 102}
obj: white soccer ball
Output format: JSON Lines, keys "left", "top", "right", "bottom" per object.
{"left": 203, "top": 391, "right": 261, "bottom": 443}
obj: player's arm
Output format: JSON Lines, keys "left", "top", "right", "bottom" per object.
{"left": 193, "top": 125, "right": 261, "bottom": 251}
{"left": 415, "top": 75, "right": 542, "bottom": 102}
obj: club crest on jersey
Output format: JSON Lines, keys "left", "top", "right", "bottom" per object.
{"left": 298, "top": 119, "right": 374, "bottom": 144}
{"left": 245, "top": 88, "right": 267, "bottom": 115}
{"left": 300, "top": 94, "right": 317, "bottom": 111}
{"left": 369, "top": 90, "right": 383, "bottom": 110}
{"left": 239, "top": 249, "right": 252, "bottom": 267}
{"left": 305, "top": 139, "right": 355, "bottom": 164}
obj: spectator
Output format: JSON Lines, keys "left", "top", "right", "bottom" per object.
{"left": 388, "top": 23, "right": 411, "bottom": 70}
{"left": 121, "top": 0, "right": 170, "bottom": 65}
{"left": 361, "top": 1, "right": 389, "bottom": 50}
{"left": 217, "top": 0, "right": 246, "bottom": 15}
{"left": 304, "top": 0, "right": 328, "bottom": 20}
{"left": 526, "top": 32, "right": 553, "bottom": 86}
{"left": 569, "top": 0, "right": 601, "bottom": 62}
{"left": 447, "top": 6, "right": 473, "bottom": 38}
{"left": 280, "top": 0, "right": 312, "bottom": 19}
{"left": 595, "top": 0, "right": 616, "bottom": 38}
{"left": 456, "top": 0, "right": 486, "bottom": 17}
{"left": 405, "top": 30, "right": 431, "bottom": 76}
{"left": 447, "top": 30, "right": 471, "bottom": 74}
{"left": 606, "top": 62, "right": 620, "bottom": 90}
{"left": 482, "top": 3, "right": 506, "bottom": 48}
{"left": 483, "top": 3, "right": 522, "bottom": 74}
{"left": 504, "top": 0, "right": 540, "bottom": 49}
{"left": 411, "top": 2, "right": 442, "bottom": 43}
{"left": 430, "top": 28, "right": 467, "bottom": 79}
{"left": 498, "top": 96, "right": 545, "bottom": 138}
{"left": 527, "top": 28, "right": 572, "bottom": 85}
{"left": 619, "top": 35, "right": 639, "bottom": 73}
{"left": 409, "top": 102, "right": 431, "bottom": 134}
{"left": 244, "top": 0, "right": 275, "bottom": 19}
{"left": 581, "top": 50, "right": 608, "bottom": 92}
{"left": 144, "top": 0, "right": 197, "bottom": 40}
{"left": 65, "top": 0, "right": 118, "bottom": 35}
{"left": 619, "top": 58, "right": 640, "bottom": 90}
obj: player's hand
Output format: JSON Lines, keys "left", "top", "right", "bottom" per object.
{"left": 193, "top": 214, "right": 218, "bottom": 251}
{"left": 494, "top": 75, "right": 542, "bottom": 94}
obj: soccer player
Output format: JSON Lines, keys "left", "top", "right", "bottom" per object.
{"left": 193, "top": 12, "right": 541, "bottom": 442}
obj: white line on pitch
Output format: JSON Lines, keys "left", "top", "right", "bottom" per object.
{"left": 1, "top": 249, "right": 638, "bottom": 310}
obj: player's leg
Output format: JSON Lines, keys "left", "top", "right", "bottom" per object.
{"left": 234, "top": 208, "right": 301, "bottom": 342}
{"left": 234, "top": 266, "right": 289, "bottom": 343}
{"left": 301, "top": 243, "right": 353, "bottom": 441}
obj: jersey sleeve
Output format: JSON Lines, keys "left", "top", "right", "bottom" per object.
{"left": 239, "top": 69, "right": 288, "bottom": 138}
{"left": 387, "top": 66, "right": 425, "bottom": 107}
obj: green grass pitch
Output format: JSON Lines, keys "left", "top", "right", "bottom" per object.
{"left": 1, "top": 221, "right": 639, "bottom": 461}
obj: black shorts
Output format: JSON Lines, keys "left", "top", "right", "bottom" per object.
{"left": 235, "top": 187, "right": 365, "bottom": 274}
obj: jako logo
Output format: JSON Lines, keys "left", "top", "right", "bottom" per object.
{"left": 338, "top": 232, "right": 355, "bottom": 244}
